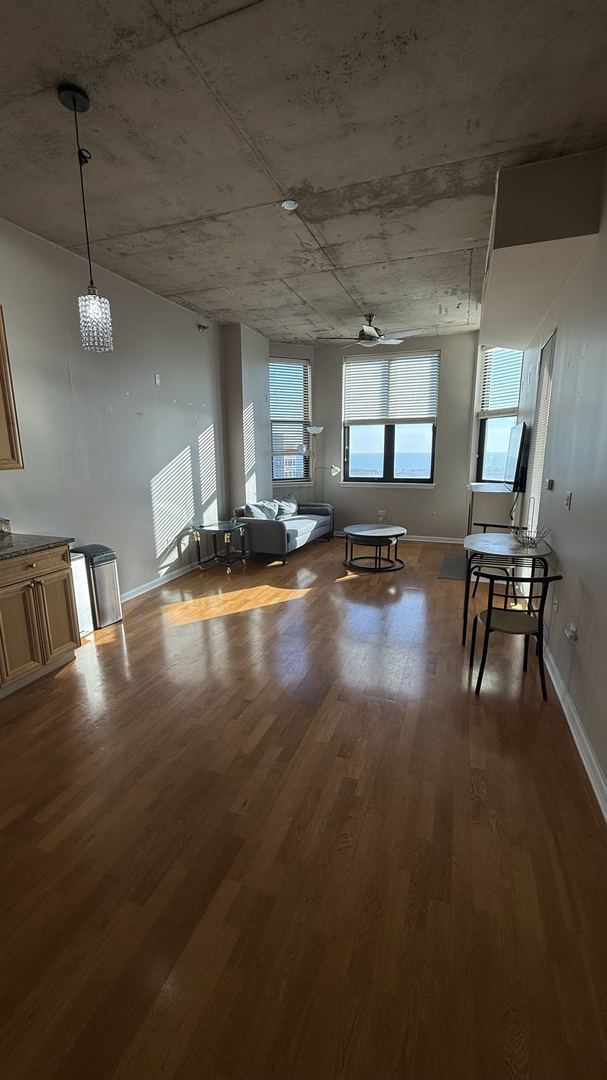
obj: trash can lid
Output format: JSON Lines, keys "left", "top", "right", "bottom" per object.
{"left": 71, "top": 543, "right": 117, "bottom": 564}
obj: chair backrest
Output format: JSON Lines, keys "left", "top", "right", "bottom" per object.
{"left": 471, "top": 566, "right": 563, "bottom": 628}
{"left": 472, "top": 521, "right": 512, "bottom": 533}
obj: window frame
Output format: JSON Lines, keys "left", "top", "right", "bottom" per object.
{"left": 269, "top": 359, "right": 312, "bottom": 485}
{"left": 475, "top": 347, "right": 523, "bottom": 482}
{"left": 341, "top": 350, "right": 440, "bottom": 486}
{"left": 343, "top": 421, "right": 437, "bottom": 484}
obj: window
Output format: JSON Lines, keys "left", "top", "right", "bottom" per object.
{"left": 269, "top": 360, "right": 311, "bottom": 482}
{"left": 526, "top": 331, "right": 556, "bottom": 529}
{"left": 342, "top": 353, "right": 440, "bottom": 483}
{"left": 476, "top": 347, "right": 523, "bottom": 481}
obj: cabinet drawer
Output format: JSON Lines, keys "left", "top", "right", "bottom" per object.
{"left": 0, "top": 545, "right": 70, "bottom": 587}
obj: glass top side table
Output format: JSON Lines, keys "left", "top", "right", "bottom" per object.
{"left": 191, "top": 520, "right": 246, "bottom": 574}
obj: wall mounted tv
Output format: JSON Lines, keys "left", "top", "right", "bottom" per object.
{"left": 504, "top": 420, "right": 527, "bottom": 491}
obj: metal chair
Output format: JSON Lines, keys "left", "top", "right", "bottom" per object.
{"left": 469, "top": 567, "right": 562, "bottom": 699}
{"left": 471, "top": 521, "right": 515, "bottom": 601}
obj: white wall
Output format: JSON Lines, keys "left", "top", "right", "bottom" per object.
{"left": 515, "top": 169, "right": 607, "bottom": 788}
{"left": 0, "top": 218, "right": 226, "bottom": 596}
{"left": 311, "top": 333, "right": 478, "bottom": 537}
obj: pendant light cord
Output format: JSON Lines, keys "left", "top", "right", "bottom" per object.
{"left": 73, "top": 103, "right": 95, "bottom": 290}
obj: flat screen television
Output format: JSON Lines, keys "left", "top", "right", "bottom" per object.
{"left": 504, "top": 420, "right": 527, "bottom": 491}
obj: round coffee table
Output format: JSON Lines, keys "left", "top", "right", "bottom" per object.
{"left": 343, "top": 524, "right": 407, "bottom": 573}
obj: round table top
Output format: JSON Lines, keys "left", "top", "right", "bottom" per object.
{"left": 464, "top": 531, "right": 551, "bottom": 558}
{"left": 344, "top": 523, "right": 407, "bottom": 541}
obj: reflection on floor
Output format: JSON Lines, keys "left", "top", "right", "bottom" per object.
{"left": 0, "top": 539, "right": 605, "bottom": 1080}
{"left": 162, "top": 584, "right": 309, "bottom": 626}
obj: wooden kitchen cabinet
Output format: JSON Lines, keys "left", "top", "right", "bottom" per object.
{"left": 0, "top": 539, "right": 80, "bottom": 697}
{"left": 34, "top": 568, "right": 80, "bottom": 663}
{"left": 0, "top": 306, "right": 23, "bottom": 470}
{"left": 0, "top": 579, "right": 44, "bottom": 685}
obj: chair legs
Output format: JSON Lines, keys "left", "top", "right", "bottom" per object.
{"left": 537, "top": 630, "right": 548, "bottom": 701}
{"left": 475, "top": 626, "right": 491, "bottom": 695}
{"left": 469, "top": 614, "right": 478, "bottom": 670}
{"left": 523, "top": 634, "right": 530, "bottom": 672}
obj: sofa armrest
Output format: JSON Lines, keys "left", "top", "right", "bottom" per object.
{"left": 297, "top": 502, "right": 333, "bottom": 517}
{"left": 237, "top": 517, "right": 288, "bottom": 556}
{"left": 297, "top": 502, "right": 334, "bottom": 535}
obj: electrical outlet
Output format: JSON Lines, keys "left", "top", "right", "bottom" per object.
{"left": 378, "top": 509, "right": 386, "bottom": 522}
{"left": 552, "top": 598, "right": 559, "bottom": 611}
{"left": 564, "top": 491, "right": 573, "bottom": 510}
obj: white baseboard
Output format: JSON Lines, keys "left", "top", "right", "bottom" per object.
{"left": 334, "top": 531, "right": 463, "bottom": 543}
{"left": 121, "top": 561, "right": 199, "bottom": 603}
{"left": 545, "top": 647, "right": 607, "bottom": 824}
{"left": 405, "top": 535, "right": 464, "bottom": 544}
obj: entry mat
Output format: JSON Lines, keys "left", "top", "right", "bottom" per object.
{"left": 438, "top": 552, "right": 467, "bottom": 580}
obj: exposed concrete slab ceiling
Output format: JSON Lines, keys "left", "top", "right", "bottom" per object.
{"left": 0, "top": 0, "right": 606, "bottom": 343}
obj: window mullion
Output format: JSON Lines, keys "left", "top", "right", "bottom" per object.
{"left": 384, "top": 424, "right": 395, "bottom": 481}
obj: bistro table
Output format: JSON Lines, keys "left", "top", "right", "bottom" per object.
{"left": 192, "top": 520, "right": 246, "bottom": 574}
{"left": 344, "top": 523, "right": 407, "bottom": 573}
{"left": 461, "top": 531, "right": 551, "bottom": 645}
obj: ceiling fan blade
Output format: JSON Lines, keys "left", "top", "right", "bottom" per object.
{"left": 380, "top": 336, "right": 404, "bottom": 345}
{"left": 386, "top": 328, "right": 429, "bottom": 337}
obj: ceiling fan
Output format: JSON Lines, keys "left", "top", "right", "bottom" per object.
{"left": 341, "top": 314, "right": 427, "bottom": 349}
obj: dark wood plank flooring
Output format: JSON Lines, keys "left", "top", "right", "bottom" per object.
{"left": 1, "top": 540, "right": 606, "bottom": 1079}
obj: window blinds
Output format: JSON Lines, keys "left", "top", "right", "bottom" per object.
{"left": 269, "top": 361, "right": 311, "bottom": 480}
{"left": 526, "top": 332, "right": 556, "bottom": 529}
{"left": 478, "top": 347, "right": 523, "bottom": 417}
{"left": 342, "top": 353, "right": 440, "bottom": 425}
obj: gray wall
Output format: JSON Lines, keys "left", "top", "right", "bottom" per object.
{"left": 311, "top": 333, "right": 478, "bottom": 537}
{"left": 0, "top": 218, "right": 226, "bottom": 596}
{"left": 516, "top": 171, "right": 607, "bottom": 782}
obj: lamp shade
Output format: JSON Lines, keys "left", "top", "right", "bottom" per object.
{"left": 78, "top": 288, "right": 113, "bottom": 352}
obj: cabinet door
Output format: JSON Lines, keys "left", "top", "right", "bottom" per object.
{"left": 0, "top": 307, "right": 24, "bottom": 470}
{"left": 0, "top": 580, "right": 44, "bottom": 686}
{"left": 35, "top": 569, "right": 80, "bottom": 664}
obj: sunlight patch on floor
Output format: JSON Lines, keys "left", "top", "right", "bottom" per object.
{"left": 162, "top": 584, "right": 310, "bottom": 625}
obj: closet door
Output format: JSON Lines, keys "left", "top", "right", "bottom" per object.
{"left": 0, "top": 307, "right": 24, "bottom": 470}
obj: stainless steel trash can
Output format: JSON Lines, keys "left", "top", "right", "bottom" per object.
{"left": 71, "top": 544, "right": 122, "bottom": 629}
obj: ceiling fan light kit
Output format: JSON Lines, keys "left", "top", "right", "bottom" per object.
{"left": 341, "top": 314, "right": 428, "bottom": 350}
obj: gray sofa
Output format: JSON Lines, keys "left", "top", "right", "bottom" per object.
{"left": 233, "top": 498, "right": 334, "bottom": 563}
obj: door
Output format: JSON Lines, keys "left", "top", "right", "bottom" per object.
{"left": 0, "top": 307, "right": 24, "bottom": 470}
{"left": 35, "top": 569, "right": 80, "bottom": 663}
{"left": 0, "top": 580, "right": 44, "bottom": 685}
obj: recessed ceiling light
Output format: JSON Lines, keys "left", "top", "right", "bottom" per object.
{"left": 281, "top": 199, "right": 299, "bottom": 212}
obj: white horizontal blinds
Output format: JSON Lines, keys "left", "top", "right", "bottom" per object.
{"left": 478, "top": 347, "right": 523, "bottom": 417}
{"left": 343, "top": 353, "right": 440, "bottom": 424}
{"left": 527, "top": 332, "right": 556, "bottom": 529}
{"left": 269, "top": 361, "right": 311, "bottom": 480}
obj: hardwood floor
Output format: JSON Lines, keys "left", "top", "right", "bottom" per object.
{"left": 0, "top": 539, "right": 606, "bottom": 1079}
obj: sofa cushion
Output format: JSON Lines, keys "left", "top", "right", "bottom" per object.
{"left": 285, "top": 514, "right": 329, "bottom": 551}
{"left": 275, "top": 493, "right": 298, "bottom": 518}
{"left": 245, "top": 499, "right": 280, "bottom": 519}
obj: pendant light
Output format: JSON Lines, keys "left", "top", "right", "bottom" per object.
{"left": 58, "top": 84, "right": 114, "bottom": 352}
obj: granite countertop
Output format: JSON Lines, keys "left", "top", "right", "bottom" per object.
{"left": 0, "top": 533, "right": 75, "bottom": 560}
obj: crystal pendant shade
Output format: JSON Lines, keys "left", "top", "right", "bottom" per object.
{"left": 78, "top": 288, "right": 113, "bottom": 352}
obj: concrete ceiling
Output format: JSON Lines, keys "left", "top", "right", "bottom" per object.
{"left": 1, "top": 0, "right": 606, "bottom": 343}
